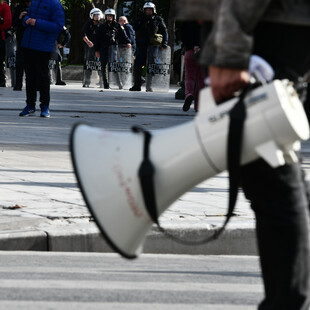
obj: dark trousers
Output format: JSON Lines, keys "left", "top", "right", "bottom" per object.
{"left": 0, "top": 39, "right": 6, "bottom": 85}
{"left": 15, "top": 43, "right": 24, "bottom": 88}
{"left": 23, "top": 48, "right": 50, "bottom": 107}
{"left": 304, "top": 83, "right": 310, "bottom": 123}
{"left": 241, "top": 160, "right": 310, "bottom": 310}
{"left": 100, "top": 60, "right": 109, "bottom": 87}
{"left": 133, "top": 47, "right": 147, "bottom": 87}
{"left": 184, "top": 49, "right": 204, "bottom": 111}
{"left": 200, "top": 19, "right": 310, "bottom": 309}
{"left": 99, "top": 47, "right": 109, "bottom": 87}
{"left": 243, "top": 23, "right": 310, "bottom": 310}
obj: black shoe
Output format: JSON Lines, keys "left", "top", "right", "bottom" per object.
{"left": 129, "top": 85, "right": 141, "bottom": 92}
{"left": 183, "top": 95, "right": 194, "bottom": 112}
{"left": 104, "top": 84, "right": 110, "bottom": 89}
{"left": 13, "top": 86, "right": 22, "bottom": 91}
{"left": 56, "top": 81, "right": 66, "bottom": 85}
{"left": 83, "top": 84, "right": 89, "bottom": 88}
{"left": 0, "top": 82, "right": 6, "bottom": 87}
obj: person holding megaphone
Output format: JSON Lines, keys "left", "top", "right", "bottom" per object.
{"left": 176, "top": 0, "right": 310, "bottom": 309}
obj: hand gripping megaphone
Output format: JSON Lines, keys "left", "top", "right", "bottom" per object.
{"left": 70, "top": 80, "right": 309, "bottom": 259}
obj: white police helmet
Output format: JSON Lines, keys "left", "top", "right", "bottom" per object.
{"left": 104, "top": 8, "right": 116, "bottom": 19}
{"left": 143, "top": 2, "right": 156, "bottom": 14}
{"left": 89, "top": 8, "right": 103, "bottom": 20}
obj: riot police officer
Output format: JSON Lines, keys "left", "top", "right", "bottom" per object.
{"left": 95, "top": 8, "right": 131, "bottom": 89}
{"left": 129, "top": 2, "right": 168, "bottom": 92}
{"left": 81, "top": 8, "right": 103, "bottom": 88}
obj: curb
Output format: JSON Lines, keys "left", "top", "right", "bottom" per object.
{"left": 0, "top": 224, "right": 258, "bottom": 256}
{"left": 0, "top": 230, "right": 47, "bottom": 251}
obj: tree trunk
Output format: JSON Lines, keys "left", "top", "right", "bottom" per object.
{"left": 68, "top": 4, "right": 92, "bottom": 64}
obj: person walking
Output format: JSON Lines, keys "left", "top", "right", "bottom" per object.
{"left": 0, "top": 0, "right": 11, "bottom": 87}
{"left": 176, "top": 1, "right": 310, "bottom": 309}
{"left": 82, "top": 8, "right": 103, "bottom": 88}
{"left": 129, "top": 2, "right": 168, "bottom": 92}
{"left": 19, "top": 0, "right": 64, "bottom": 118}
{"left": 12, "top": 0, "right": 31, "bottom": 91}
{"left": 180, "top": 21, "right": 204, "bottom": 112}
{"left": 94, "top": 8, "right": 131, "bottom": 90}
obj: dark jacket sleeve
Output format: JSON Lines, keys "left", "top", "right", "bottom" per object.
{"left": 125, "top": 24, "right": 136, "bottom": 54}
{"left": 59, "top": 28, "right": 71, "bottom": 46}
{"left": 125, "top": 24, "right": 135, "bottom": 45}
{"left": 156, "top": 16, "right": 168, "bottom": 46}
{"left": 116, "top": 23, "right": 131, "bottom": 45}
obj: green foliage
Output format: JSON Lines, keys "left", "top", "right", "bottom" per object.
{"left": 118, "top": 0, "right": 170, "bottom": 24}
{"left": 60, "top": 0, "right": 92, "bottom": 22}
{"left": 60, "top": 0, "right": 91, "bottom": 15}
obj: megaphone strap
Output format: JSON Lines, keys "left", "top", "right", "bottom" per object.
{"left": 225, "top": 85, "right": 250, "bottom": 227}
{"left": 132, "top": 126, "right": 159, "bottom": 225}
{"left": 132, "top": 85, "right": 250, "bottom": 245}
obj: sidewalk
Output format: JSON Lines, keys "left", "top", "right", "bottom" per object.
{"left": 0, "top": 82, "right": 309, "bottom": 256}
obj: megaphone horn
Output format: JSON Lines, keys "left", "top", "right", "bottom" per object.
{"left": 70, "top": 80, "right": 309, "bottom": 259}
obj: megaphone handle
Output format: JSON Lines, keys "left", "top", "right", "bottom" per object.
{"left": 132, "top": 126, "right": 159, "bottom": 224}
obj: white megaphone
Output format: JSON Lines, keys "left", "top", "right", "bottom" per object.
{"left": 70, "top": 79, "right": 309, "bottom": 259}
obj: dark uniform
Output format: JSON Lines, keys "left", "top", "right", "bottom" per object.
{"left": 130, "top": 9, "right": 168, "bottom": 91}
{"left": 81, "top": 19, "right": 101, "bottom": 87}
{"left": 95, "top": 19, "right": 130, "bottom": 89}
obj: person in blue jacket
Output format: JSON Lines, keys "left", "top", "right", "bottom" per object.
{"left": 19, "top": 0, "right": 64, "bottom": 118}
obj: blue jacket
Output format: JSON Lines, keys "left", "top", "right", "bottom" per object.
{"left": 124, "top": 23, "right": 136, "bottom": 54}
{"left": 21, "top": 0, "right": 64, "bottom": 52}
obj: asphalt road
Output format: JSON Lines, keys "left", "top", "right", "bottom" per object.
{"left": 0, "top": 252, "right": 263, "bottom": 309}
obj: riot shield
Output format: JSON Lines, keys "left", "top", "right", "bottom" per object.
{"left": 108, "top": 44, "right": 133, "bottom": 90}
{"left": 83, "top": 45, "right": 102, "bottom": 87}
{"left": 5, "top": 33, "right": 16, "bottom": 87}
{"left": 146, "top": 45, "right": 171, "bottom": 92}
